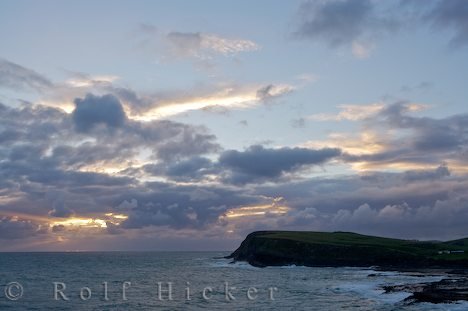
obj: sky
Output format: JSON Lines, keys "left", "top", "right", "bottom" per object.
{"left": 0, "top": 0, "right": 467, "bottom": 251}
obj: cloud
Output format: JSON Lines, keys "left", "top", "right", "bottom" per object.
{"left": 2, "top": 94, "right": 468, "bottom": 246}
{"left": 51, "top": 224, "right": 66, "bottom": 233}
{"left": 308, "top": 102, "right": 386, "bottom": 121}
{"left": 48, "top": 202, "right": 75, "bottom": 218}
{"left": 1, "top": 56, "right": 467, "bottom": 249}
{"left": 33, "top": 70, "right": 296, "bottom": 120}
{"left": 307, "top": 101, "right": 468, "bottom": 171}
{"left": 295, "top": 0, "right": 374, "bottom": 46}
{"left": 166, "top": 32, "right": 259, "bottom": 59}
{"left": 155, "top": 128, "right": 220, "bottom": 161}
{"left": 1, "top": 59, "right": 299, "bottom": 121}
{"left": 115, "top": 183, "right": 262, "bottom": 230}
{"left": 134, "top": 25, "right": 259, "bottom": 67}
{"left": 133, "top": 83, "right": 295, "bottom": 119}
{"left": 294, "top": 0, "right": 397, "bottom": 57}
{"left": 65, "top": 73, "right": 119, "bottom": 88}
{"left": 158, "top": 156, "right": 215, "bottom": 181}
{"left": 0, "top": 58, "right": 53, "bottom": 92}
{"left": 330, "top": 193, "right": 468, "bottom": 240}
{"left": 253, "top": 166, "right": 468, "bottom": 240}
{"left": 403, "top": 164, "right": 450, "bottom": 181}
{"left": 219, "top": 145, "right": 341, "bottom": 183}
{"left": 293, "top": 0, "right": 468, "bottom": 57}
{"left": 0, "top": 97, "right": 221, "bottom": 197}
{"left": 0, "top": 217, "right": 41, "bottom": 239}
{"left": 400, "top": 81, "right": 434, "bottom": 93}
{"left": 425, "top": 0, "right": 468, "bottom": 47}
{"left": 72, "top": 93, "right": 127, "bottom": 132}
{"left": 0, "top": 97, "right": 240, "bottom": 244}
{"left": 146, "top": 144, "right": 343, "bottom": 185}
{"left": 368, "top": 102, "right": 468, "bottom": 157}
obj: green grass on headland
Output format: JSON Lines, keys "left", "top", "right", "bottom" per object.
{"left": 256, "top": 231, "right": 468, "bottom": 260}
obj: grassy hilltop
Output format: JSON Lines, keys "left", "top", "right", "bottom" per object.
{"left": 227, "top": 231, "right": 468, "bottom": 268}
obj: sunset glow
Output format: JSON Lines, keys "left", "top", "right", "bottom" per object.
{"left": 223, "top": 204, "right": 289, "bottom": 219}
{"left": 0, "top": 0, "right": 467, "bottom": 252}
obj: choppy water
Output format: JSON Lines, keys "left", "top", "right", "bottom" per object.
{"left": 0, "top": 252, "right": 467, "bottom": 310}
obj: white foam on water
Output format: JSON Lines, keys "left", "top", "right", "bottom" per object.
{"left": 207, "top": 258, "right": 260, "bottom": 269}
{"left": 335, "top": 269, "right": 450, "bottom": 307}
{"left": 266, "top": 264, "right": 306, "bottom": 269}
{"left": 335, "top": 281, "right": 413, "bottom": 306}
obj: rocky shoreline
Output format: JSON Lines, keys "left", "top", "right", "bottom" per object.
{"left": 382, "top": 276, "right": 468, "bottom": 304}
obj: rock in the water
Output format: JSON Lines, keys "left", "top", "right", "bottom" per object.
{"left": 404, "top": 278, "right": 468, "bottom": 304}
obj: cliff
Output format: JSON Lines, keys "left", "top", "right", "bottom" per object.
{"left": 227, "top": 231, "right": 468, "bottom": 268}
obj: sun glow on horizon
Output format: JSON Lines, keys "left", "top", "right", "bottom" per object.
{"left": 50, "top": 213, "right": 128, "bottom": 229}
{"left": 51, "top": 217, "right": 108, "bottom": 228}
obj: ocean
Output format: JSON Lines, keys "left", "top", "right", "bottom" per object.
{"left": 0, "top": 252, "right": 466, "bottom": 310}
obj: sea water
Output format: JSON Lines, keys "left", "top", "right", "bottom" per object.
{"left": 0, "top": 252, "right": 467, "bottom": 310}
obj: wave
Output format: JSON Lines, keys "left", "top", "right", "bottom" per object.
{"left": 207, "top": 258, "right": 260, "bottom": 269}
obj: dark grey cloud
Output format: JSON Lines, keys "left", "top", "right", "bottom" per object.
{"left": 404, "top": 164, "right": 450, "bottom": 181}
{"left": 426, "top": 0, "right": 468, "bottom": 47}
{"left": 254, "top": 167, "right": 468, "bottom": 240}
{"left": 96, "top": 161, "right": 468, "bottom": 240}
{"left": 2, "top": 72, "right": 468, "bottom": 247}
{"left": 294, "top": 0, "right": 397, "bottom": 47}
{"left": 116, "top": 182, "right": 261, "bottom": 230}
{"left": 295, "top": 0, "right": 373, "bottom": 47}
{"left": 69, "top": 93, "right": 220, "bottom": 164}
{"left": 342, "top": 102, "right": 468, "bottom": 167}
{"left": 219, "top": 145, "right": 341, "bottom": 183}
{"left": 48, "top": 200, "right": 75, "bottom": 218}
{"left": 327, "top": 195, "right": 468, "bottom": 240}
{"left": 385, "top": 103, "right": 468, "bottom": 152}
{"left": 142, "top": 156, "right": 215, "bottom": 182}
{"left": 294, "top": 0, "right": 468, "bottom": 54}
{"left": 72, "top": 93, "right": 127, "bottom": 132}
{"left": 105, "top": 221, "right": 124, "bottom": 235}
{"left": 259, "top": 169, "right": 458, "bottom": 214}
{"left": 155, "top": 128, "right": 220, "bottom": 161}
{"left": 0, "top": 58, "right": 53, "bottom": 92}
{"left": 0, "top": 129, "right": 22, "bottom": 144}
{"left": 0, "top": 217, "right": 40, "bottom": 239}
{"left": 164, "top": 156, "right": 215, "bottom": 181}
{"left": 145, "top": 144, "right": 343, "bottom": 185}
{"left": 165, "top": 157, "right": 212, "bottom": 177}
{"left": 0, "top": 98, "right": 226, "bottom": 231}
